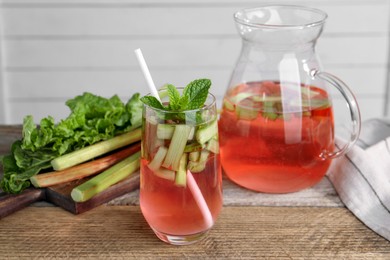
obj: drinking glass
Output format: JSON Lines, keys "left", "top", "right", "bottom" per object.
{"left": 140, "top": 89, "right": 223, "bottom": 245}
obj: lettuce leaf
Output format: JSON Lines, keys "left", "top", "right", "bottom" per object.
{"left": 0, "top": 92, "right": 143, "bottom": 194}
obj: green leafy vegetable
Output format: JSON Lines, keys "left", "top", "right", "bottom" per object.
{"left": 0, "top": 92, "right": 143, "bottom": 194}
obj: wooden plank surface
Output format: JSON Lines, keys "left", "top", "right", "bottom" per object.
{"left": 0, "top": 188, "right": 45, "bottom": 218}
{"left": 109, "top": 176, "right": 343, "bottom": 207}
{"left": 1, "top": 125, "right": 389, "bottom": 257}
{"left": 0, "top": 205, "right": 389, "bottom": 259}
{"left": 0, "top": 125, "right": 22, "bottom": 155}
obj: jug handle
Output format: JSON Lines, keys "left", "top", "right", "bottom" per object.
{"left": 310, "top": 69, "right": 361, "bottom": 159}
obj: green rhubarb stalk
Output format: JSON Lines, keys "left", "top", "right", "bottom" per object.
{"left": 262, "top": 112, "right": 279, "bottom": 120}
{"left": 196, "top": 120, "right": 218, "bottom": 144}
{"left": 231, "top": 92, "right": 253, "bottom": 104}
{"left": 148, "top": 146, "right": 168, "bottom": 171}
{"left": 156, "top": 124, "right": 175, "bottom": 139}
{"left": 223, "top": 99, "right": 235, "bottom": 111}
{"left": 188, "top": 150, "right": 209, "bottom": 173}
{"left": 51, "top": 128, "right": 141, "bottom": 171}
{"left": 157, "top": 124, "right": 194, "bottom": 140}
{"left": 300, "top": 87, "right": 320, "bottom": 98}
{"left": 154, "top": 168, "right": 175, "bottom": 181}
{"left": 236, "top": 106, "right": 259, "bottom": 120}
{"left": 71, "top": 151, "right": 141, "bottom": 202}
{"left": 189, "top": 151, "right": 200, "bottom": 162}
{"left": 147, "top": 146, "right": 177, "bottom": 180}
{"left": 262, "top": 100, "right": 278, "bottom": 120}
{"left": 184, "top": 142, "right": 204, "bottom": 153}
{"left": 205, "top": 138, "right": 219, "bottom": 154}
{"left": 199, "top": 150, "right": 210, "bottom": 162}
{"left": 30, "top": 143, "right": 141, "bottom": 188}
{"left": 162, "top": 125, "right": 193, "bottom": 171}
{"left": 175, "top": 153, "right": 188, "bottom": 187}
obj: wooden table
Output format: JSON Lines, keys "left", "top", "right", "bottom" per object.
{"left": 1, "top": 125, "right": 389, "bottom": 259}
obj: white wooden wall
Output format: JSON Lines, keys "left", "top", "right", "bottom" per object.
{"left": 0, "top": 0, "right": 389, "bottom": 124}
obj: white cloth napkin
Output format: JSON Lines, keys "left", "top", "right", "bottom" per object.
{"left": 327, "top": 118, "right": 390, "bottom": 241}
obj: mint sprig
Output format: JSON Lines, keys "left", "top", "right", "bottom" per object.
{"left": 140, "top": 79, "right": 211, "bottom": 111}
{"left": 166, "top": 84, "right": 181, "bottom": 110}
{"left": 140, "top": 96, "right": 165, "bottom": 110}
{"left": 182, "top": 79, "right": 211, "bottom": 110}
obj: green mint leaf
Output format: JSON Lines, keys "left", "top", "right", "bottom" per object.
{"left": 182, "top": 79, "right": 211, "bottom": 110}
{"left": 178, "top": 95, "right": 189, "bottom": 109}
{"left": 140, "top": 96, "right": 165, "bottom": 110}
{"left": 166, "top": 84, "right": 181, "bottom": 110}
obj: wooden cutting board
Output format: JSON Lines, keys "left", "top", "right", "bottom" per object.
{"left": 0, "top": 172, "right": 140, "bottom": 218}
{"left": 0, "top": 124, "right": 141, "bottom": 218}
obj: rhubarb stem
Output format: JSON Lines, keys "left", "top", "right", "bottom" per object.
{"left": 162, "top": 125, "right": 193, "bottom": 171}
{"left": 51, "top": 128, "right": 141, "bottom": 171}
{"left": 30, "top": 143, "right": 141, "bottom": 188}
{"left": 71, "top": 151, "right": 141, "bottom": 202}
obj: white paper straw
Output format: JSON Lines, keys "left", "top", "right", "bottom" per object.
{"left": 134, "top": 48, "right": 161, "bottom": 102}
{"left": 187, "top": 170, "right": 214, "bottom": 228}
{"left": 134, "top": 48, "right": 213, "bottom": 229}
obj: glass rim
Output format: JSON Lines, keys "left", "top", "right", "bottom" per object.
{"left": 143, "top": 87, "right": 217, "bottom": 114}
{"left": 234, "top": 5, "right": 328, "bottom": 29}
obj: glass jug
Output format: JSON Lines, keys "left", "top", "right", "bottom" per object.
{"left": 219, "top": 5, "right": 361, "bottom": 193}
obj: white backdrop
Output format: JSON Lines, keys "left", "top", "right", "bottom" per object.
{"left": 0, "top": 0, "right": 389, "bottom": 124}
